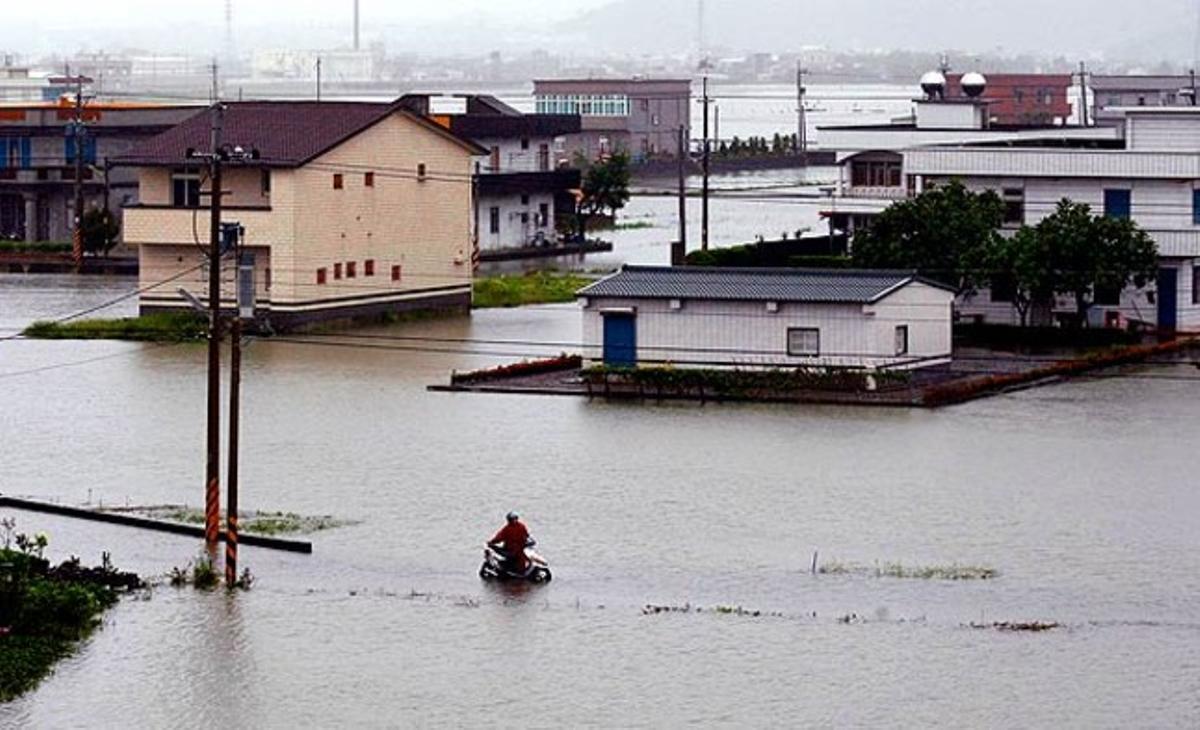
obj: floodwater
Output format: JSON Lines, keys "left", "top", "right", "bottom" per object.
{"left": 2, "top": 275, "right": 1200, "bottom": 728}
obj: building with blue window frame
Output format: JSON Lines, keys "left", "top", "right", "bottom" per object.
{"left": 0, "top": 102, "right": 196, "bottom": 243}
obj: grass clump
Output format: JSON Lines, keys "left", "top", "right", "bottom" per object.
{"left": 23, "top": 312, "right": 206, "bottom": 342}
{"left": 818, "top": 558, "right": 997, "bottom": 581}
{"left": 0, "top": 521, "right": 140, "bottom": 701}
{"left": 124, "top": 506, "right": 354, "bottom": 537}
{"left": 0, "top": 240, "right": 73, "bottom": 254}
{"left": 472, "top": 272, "right": 593, "bottom": 309}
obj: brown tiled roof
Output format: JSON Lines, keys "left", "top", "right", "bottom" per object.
{"left": 116, "top": 100, "right": 484, "bottom": 168}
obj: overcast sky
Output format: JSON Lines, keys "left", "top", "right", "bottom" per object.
{"left": 2, "top": 0, "right": 1196, "bottom": 63}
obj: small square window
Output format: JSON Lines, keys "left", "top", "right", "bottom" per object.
{"left": 894, "top": 325, "right": 909, "bottom": 356}
{"left": 316, "top": 267, "right": 327, "bottom": 285}
{"left": 417, "top": 163, "right": 427, "bottom": 180}
{"left": 364, "top": 259, "right": 375, "bottom": 277}
{"left": 346, "top": 261, "right": 356, "bottom": 279}
{"left": 334, "top": 263, "right": 342, "bottom": 280}
{"left": 521, "top": 194, "right": 530, "bottom": 206}
{"left": 364, "top": 172, "right": 374, "bottom": 187}
{"left": 787, "top": 328, "right": 820, "bottom": 357}
{"left": 521, "top": 138, "right": 530, "bottom": 150}
{"left": 333, "top": 173, "right": 344, "bottom": 190}
{"left": 391, "top": 264, "right": 402, "bottom": 282}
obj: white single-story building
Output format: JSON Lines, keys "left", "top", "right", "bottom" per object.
{"left": 578, "top": 266, "right": 956, "bottom": 370}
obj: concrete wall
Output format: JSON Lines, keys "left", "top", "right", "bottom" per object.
{"left": 479, "top": 190, "right": 555, "bottom": 250}
{"left": 581, "top": 283, "right": 953, "bottom": 370}
{"left": 475, "top": 135, "right": 555, "bottom": 173}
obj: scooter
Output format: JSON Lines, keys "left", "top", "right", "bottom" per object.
{"left": 479, "top": 538, "right": 552, "bottom": 583}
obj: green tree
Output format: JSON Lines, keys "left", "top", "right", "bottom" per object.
{"left": 1036, "top": 200, "right": 1158, "bottom": 325}
{"left": 575, "top": 153, "right": 631, "bottom": 238}
{"left": 851, "top": 180, "right": 1005, "bottom": 293}
{"left": 987, "top": 225, "right": 1056, "bottom": 327}
{"left": 80, "top": 207, "right": 120, "bottom": 256}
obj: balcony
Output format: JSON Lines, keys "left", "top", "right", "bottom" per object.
{"left": 124, "top": 204, "right": 285, "bottom": 247}
{"left": 842, "top": 185, "right": 909, "bottom": 200}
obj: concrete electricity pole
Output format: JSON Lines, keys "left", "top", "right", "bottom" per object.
{"left": 796, "top": 60, "right": 809, "bottom": 165}
{"left": 1078, "top": 61, "right": 1090, "bottom": 127}
{"left": 49, "top": 74, "right": 93, "bottom": 269}
{"left": 701, "top": 74, "right": 710, "bottom": 251}
{"left": 677, "top": 125, "right": 688, "bottom": 262}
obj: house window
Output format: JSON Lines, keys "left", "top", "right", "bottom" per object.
{"left": 538, "top": 203, "right": 550, "bottom": 227}
{"left": 0, "top": 137, "right": 31, "bottom": 169}
{"left": 894, "top": 326, "right": 909, "bottom": 356}
{"left": 1002, "top": 188, "right": 1025, "bottom": 225}
{"left": 521, "top": 138, "right": 530, "bottom": 150}
{"left": 316, "top": 267, "right": 327, "bottom": 285}
{"left": 489, "top": 206, "right": 500, "bottom": 234}
{"left": 521, "top": 194, "right": 530, "bottom": 206}
{"left": 391, "top": 264, "right": 402, "bottom": 282}
{"left": 364, "top": 259, "right": 375, "bottom": 277}
{"left": 334, "top": 262, "right": 342, "bottom": 280}
{"left": 64, "top": 136, "right": 97, "bottom": 165}
{"left": 991, "top": 274, "right": 1016, "bottom": 303}
{"left": 333, "top": 173, "right": 344, "bottom": 190}
{"left": 489, "top": 146, "right": 500, "bottom": 172}
{"left": 1094, "top": 283, "right": 1121, "bottom": 306}
{"left": 1193, "top": 189, "right": 1200, "bottom": 225}
{"left": 171, "top": 169, "right": 201, "bottom": 208}
{"left": 787, "top": 328, "right": 820, "bottom": 357}
{"left": 417, "top": 163, "right": 427, "bottom": 181}
{"left": 265, "top": 267, "right": 271, "bottom": 291}
{"left": 346, "top": 261, "right": 356, "bottom": 279}
{"left": 1104, "top": 189, "right": 1131, "bottom": 219}
{"left": 1193, "top": 266, "right": 1200, "bottom": 305}
{"left": 364, "top": 172, "right": 374, "bottom": 187}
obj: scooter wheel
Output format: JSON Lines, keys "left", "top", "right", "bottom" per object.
{"left": 479, "top": 564, "right": 492, "bottom": 580}
{"left": 534, "top": 568, "right": 552, "bottom": 583}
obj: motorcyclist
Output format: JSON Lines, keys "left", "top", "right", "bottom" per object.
{"left": 489, "top": 511, "right": 530, "bottom": 573}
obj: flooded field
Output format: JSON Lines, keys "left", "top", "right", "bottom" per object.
{"left": 2, "top": 275, "right": 1199, "bottom": 728}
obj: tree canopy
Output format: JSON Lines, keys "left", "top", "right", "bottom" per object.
{"left": 81, "top": 207, "right": 120, "bottom": 256}
{"left": 850, "top": 180, "right": 1004, "bottom": 293}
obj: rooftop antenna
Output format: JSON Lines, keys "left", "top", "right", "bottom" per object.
{"left": 938, "top": 53, "right": 952, "bottom": 76}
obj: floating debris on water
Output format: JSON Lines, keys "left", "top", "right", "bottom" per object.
{"left": 101, "top": 505, "right": 359, "bottom": 536}
{"left": 970, "top": 621, "right": 1060, "bottom": 633}
{"left": 817, "top": 559, "right": 998, "bottom": 581}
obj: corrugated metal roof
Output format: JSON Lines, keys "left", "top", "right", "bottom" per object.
{"left": 578, "top": 266, "right": 950, "bottom": 304}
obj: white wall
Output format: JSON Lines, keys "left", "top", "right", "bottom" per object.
{"left": 581, "top": 283, "right": 954, "bottom": 370}
{"left": 479, "top": 191, "right": 555, "bottom": 250}
{"left": 475, "top": 135, "right": 555, "bottom": 173}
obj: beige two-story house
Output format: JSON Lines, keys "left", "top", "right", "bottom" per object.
{"left": 119, "top": 100, "right": 485, "bottom": 328}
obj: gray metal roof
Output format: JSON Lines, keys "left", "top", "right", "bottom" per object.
{"left": 578, "top": 266, "right": 952, "bottom": 304}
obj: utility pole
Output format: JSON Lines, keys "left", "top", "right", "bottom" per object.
{"left": 202, "top": 102, "right": 224, "bottom": 554}
{"left": 226, "top": 240, "right": 254, "bottom": 587}
{"left": 316, "top": 57, "right": 322, "bottom": 102}
{"left": 1191, "top": 69, "right": 1197, "bottom": 106}
{"left": 49, "top": 74, "right": 92, "bottom": 270}
{"left": 1078, "top": 61, "right": 1090, "bottom": 127}
{"left": 701, "top": 74, "right": 710, "bottom": 251}
{"left": 796, "top": 60, "right": 808, "bottom": 165}
{"left": 354, "top": 0, "right": 361, "bottom": 51}
{"left": 677, "top": 125, "right": 688, "bottom": 262}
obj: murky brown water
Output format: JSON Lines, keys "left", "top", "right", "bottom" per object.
{"left": 2, "top": 274, "right": 1199, "bottom": 728}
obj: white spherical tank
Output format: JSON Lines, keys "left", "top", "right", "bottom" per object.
{"left": 961, "top": 72, "right": 988, "bottom": 98}
{"left": 920, "top": 71, "right": 947, "bottom": 99}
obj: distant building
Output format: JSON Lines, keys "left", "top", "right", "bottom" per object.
{"left": 578, "top": 266, "right": 955, "bottom": 370}
{"left": 398, "top": 94, "right": 581, "bottom": 251}
{"left": 1090, "top": 75, "right": 1199, "bottom": 125}
{"left": 533, "top": 78, "right": 691, "bottom": 162}
{"left": 252, "top": 49, "right": 375, "bottom": 83}
{"left": 118, "top": 101, "right": 484, "bottom": 328}
{"left": 0, "top": 101, "right": 198, "bottom": 242}
{"left": 945, "top": 73, "right": 1074, "bottom": 126}
{"left": 0, "top": 62, "right": 67, "bottom": 103}
{"left": 823, "top": 105, "right": 1200, "bottom": 331}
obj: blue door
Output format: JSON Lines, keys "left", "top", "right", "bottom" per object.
{"left": 1157, "top": 268, "right": 1178, "bottom": 331}
{"left": 602, "top": 313, "right": 637, "bottom": 367}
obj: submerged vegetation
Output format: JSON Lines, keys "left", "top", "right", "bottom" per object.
{"left": 0, "top": 520, "right": 142, "bottom": 701}
{"left": 23, "top": 312, "right": 206, "bottom": 342}
{"left": 585, "top": 365, "right": 912, "bottom": 397}
{"left": 818, "top": 559, "right": 998, "bottom": 581}
{"left": 118, "top": 506, "right": 356, "bottom": 537}
{"left": 472, "top": 271, "right": 593, "bottom": 309}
